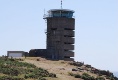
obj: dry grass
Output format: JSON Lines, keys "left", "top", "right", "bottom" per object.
{"left": 21, "top": 57, "right": 111, "bottom": 80}
{"left": 22, "top": 57, "right": 81, "bottom": 80}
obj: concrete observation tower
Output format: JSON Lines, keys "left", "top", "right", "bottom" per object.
{"left": 29, "top": 1, "right": 75, "bottom": 61}
{"left": 44, "top": 9, "right": 75, "bottom": 61}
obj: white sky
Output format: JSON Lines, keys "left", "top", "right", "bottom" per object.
{"left": 0, "top": 0, "right": 118, "bottom": 71}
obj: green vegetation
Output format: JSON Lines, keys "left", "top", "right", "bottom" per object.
{"left": 81, "top": 73, "right": 95, "bottom": 80}
{"left": 68, "top": 72, "right": 117, "bottom": 80}
{"left": 96, "top": 76, "right": 105, "bottom": 80}
{"left": 68, "top": 72, "right": 81, "bottom": 78}
{"left": 0, "top": 57, "right": 56, "bottom": 80}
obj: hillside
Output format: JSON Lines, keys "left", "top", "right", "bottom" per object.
{"left": 23, "top": 57, "right": 118, "bottom": 80}
{"left": 0, "top": 57, "right": 118, "bottom": 80}
{"left": 0, "top": 57, "right": 56, "bottom": 80}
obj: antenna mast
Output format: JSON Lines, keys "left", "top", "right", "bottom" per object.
{"left": 61, "top": 0, "right": 62, "bottom": 9}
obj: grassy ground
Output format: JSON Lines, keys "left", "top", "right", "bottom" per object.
{"left": 0, "top": 57, "right": 56, "bottom": 80}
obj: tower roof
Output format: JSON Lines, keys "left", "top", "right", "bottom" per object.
{"left": 48, "top": 9, "right": 75, "bottom": 13}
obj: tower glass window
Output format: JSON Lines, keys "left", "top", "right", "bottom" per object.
{"left": 46, "top": 9, "right": 74, "bottom": 18}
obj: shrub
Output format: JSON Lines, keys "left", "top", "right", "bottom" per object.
{"left": 96, "top": 76, "right": 105, "bottom": 80}
{"left": 68, "top": 72, "right": 75, "bottom": 76}
{"left": 82, "top": 73, "right": 91, "bottom": 77}
{"left": 81, "top": 73, "right": 95, "bottom": 80}
{"left": 68, "top": 72, "right": 81, "bottom": 78}
{"left": 0, "top": 57, "right": 56, "bottom": 79}
{"left": 0, "top": 76, "right": 25, "bottom": 80}
{"left": 49, "top": 73, "right": 56, "bottom": 77}
{"left": 74, "top": 74, "right": 81, "bottom": 78}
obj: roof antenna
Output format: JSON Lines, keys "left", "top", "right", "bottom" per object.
{"left": 44, "top": 9, "right": 45, "bottom": 15}
{"left": 43, "top": 9, "right": 46, "bottom": 19}
{"left": 61, "top": 0, "right": 62, "bottom": 9}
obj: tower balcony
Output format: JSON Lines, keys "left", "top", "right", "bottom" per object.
{"left": 64, "top": 30, "right": 74, "bottom": 37}
{"left": 64, "top": 37, "right": 74, "bottom": 44}
{"left": 64, "top": 44, "right": 74, "bottom": 50}
{"left": 64, "top": 51, "right": 74, "bottom": 57}
{"left": 64, "top": 58, "right": 74, "bottom": 61}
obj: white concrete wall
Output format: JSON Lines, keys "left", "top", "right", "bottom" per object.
{"left": 8, "top": 53, "right": 22, "bottom": 57}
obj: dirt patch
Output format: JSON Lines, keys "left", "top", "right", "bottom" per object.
{"left": 23, "top": 57, "right": 81, "bottom": 80}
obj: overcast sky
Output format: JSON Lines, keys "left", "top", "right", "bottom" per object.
{"left": 0, "top": 0, "right": 118, "bottom": 72}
